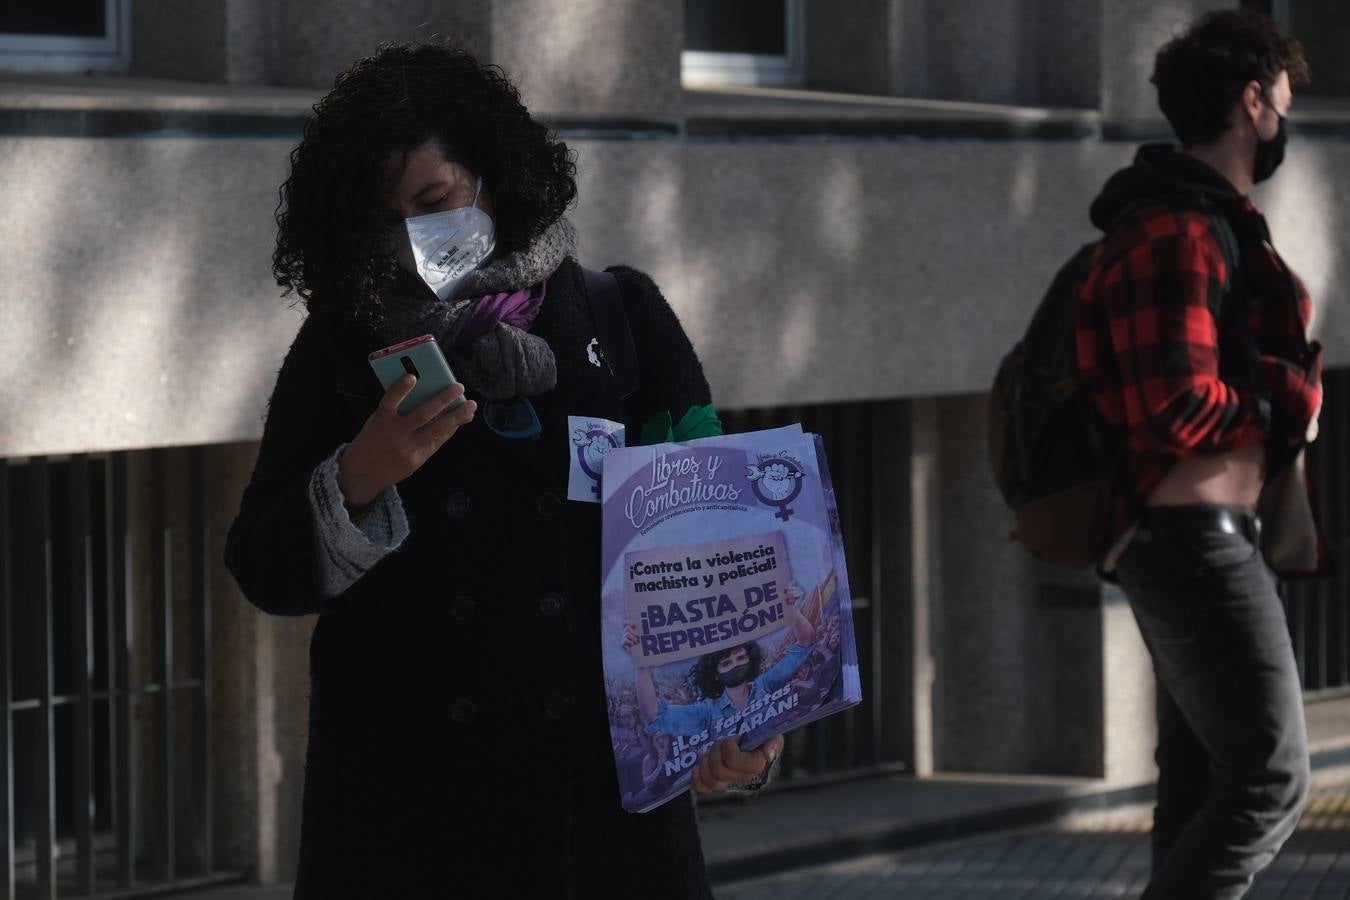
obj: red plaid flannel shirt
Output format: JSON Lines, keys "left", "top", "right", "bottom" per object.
{"left": 1075, "top": 196, "right": 1323, "bottom": 547}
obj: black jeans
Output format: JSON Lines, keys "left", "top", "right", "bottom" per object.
{"left": 1117, "top": 506, "right": 1310, "bottom": 900}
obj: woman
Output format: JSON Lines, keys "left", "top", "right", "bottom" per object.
{"left": 225, "top": 42, "right": 779, "bottom": 898}
{"left": 638, "top": 732, "right": 678, "bottom": 804}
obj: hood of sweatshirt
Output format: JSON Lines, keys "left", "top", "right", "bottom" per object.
{"left": 1089, "top": 143, "right": 1244, "bottom": 233}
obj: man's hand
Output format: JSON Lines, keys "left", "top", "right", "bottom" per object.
{"left": 337, "top": 376, "right": 476, "bottom": 509}
{"left": 691, "top": 735, "right": 783, "bottom": 795}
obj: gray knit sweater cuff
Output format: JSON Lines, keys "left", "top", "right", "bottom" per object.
{"left": 308, "top": 445, "right": 409, "bottom": 598}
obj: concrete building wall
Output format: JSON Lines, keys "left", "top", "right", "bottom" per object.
{"left": 931, "top": 392, "right": 1157, "bottom": 782}
{"left": 269, "top": 0, "right": 491, "bottom": 91}
{"left": 805, "top": 0, "right": 1102, "bottom": 108}
{"left": 803, "top": 0, "right": 900, "bottom": 97}
{"left": 489, "top": 0, "right": 682, "bottom": 117}
{"left": 1099, "top": 0, "right": 1237, "bottom": 122}
{"left": 125, "top": 0, "right": 678, "bottom": 110}
{"left": 130, "top": 0, "right": 232, "bottom": 84}
{"left": 933, "top": 394, "right": 1037, "bottom": 772}
{"left": 208, "top": 443, "right": 312, "bottom": 882}
{"left": 3, "top": 125, "right": 1347, "bottom": 458}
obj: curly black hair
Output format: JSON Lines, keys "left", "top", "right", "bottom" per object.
{"left": 689, "top": 642, "right": 764, "bottom": 701}
{"left": 1152, "top": 10, "right": 1309, "bottom": 147}
{"left": 273, "top": 42, "right": 577, "bottom": 322}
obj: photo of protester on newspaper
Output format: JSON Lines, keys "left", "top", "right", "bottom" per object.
{"left": 600, "top": 426, "right": 862, "bottom": 812}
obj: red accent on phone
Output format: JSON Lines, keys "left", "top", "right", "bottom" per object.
{"left": 368, "top": 334, "right": 437, "bottom": 362}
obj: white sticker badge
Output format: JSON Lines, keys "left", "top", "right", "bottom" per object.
{"left": 568, "top": 415, "right": 626, "bottom": 503}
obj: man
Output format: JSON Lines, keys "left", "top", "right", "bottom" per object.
{"left": 1076, "top": 10, "right": 1321, "bottom": 899}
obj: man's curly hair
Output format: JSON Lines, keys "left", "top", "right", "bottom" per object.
{"left": 689, "top": 643, "right": 763, "bottom": 701}
{"left": 273, "top": 42, "right": 577, "bottom": 321}
{"left": 1152, "top": 10, "right": 1309, "bottom": 147}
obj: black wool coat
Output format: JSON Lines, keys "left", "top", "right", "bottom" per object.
{"left": 225, "top": 260, "right": 717, "bottom": 899}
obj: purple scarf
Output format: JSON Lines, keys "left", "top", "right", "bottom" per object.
{"left": 454, "top": 280, "right": 547, "bottom": 347}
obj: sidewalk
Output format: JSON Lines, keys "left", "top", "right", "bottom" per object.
{"left": 701, "top": 695, "right": 1350, "bottom": 883}
{"left": 184, "top": 766, "right": 1350, "bottom": 900}
{"left": 717, "top": 767, "right": 1350, "bottom": 899}
{"left": 180, "top": 698, "right": 1350, "bottom": 898}
{"left": 697, "top": 769, "right": 1152, "bottom": 884}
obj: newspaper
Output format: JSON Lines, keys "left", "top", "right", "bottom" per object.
{"left": 600, "top": 426, "right": 862, "bottom": 812}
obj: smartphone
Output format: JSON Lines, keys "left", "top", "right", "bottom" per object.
{"left": 368, "top": 335, "right": 467, "bottom": 416}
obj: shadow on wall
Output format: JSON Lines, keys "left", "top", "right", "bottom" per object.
{"left": 677, "top": 148, "right": 863, "bottom": 408}
{"left": 0, "top": 135, "right": 301, "bottom": 457}
{"left": 673, "top": 135, "right": 1139, "bottom": 410}
{"left": 494, "top": 0, "right": 677, "bottom": 117}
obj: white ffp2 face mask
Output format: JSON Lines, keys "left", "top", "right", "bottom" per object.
{"left": 397, "top": 176, "right": 496, "bottom": 301}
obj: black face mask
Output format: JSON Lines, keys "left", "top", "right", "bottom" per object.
{"left": 1253, "top": 111, "right": 1288, "bottom": 184}
{"left": 718, "top": 663, "right": 754, "bottom": 688}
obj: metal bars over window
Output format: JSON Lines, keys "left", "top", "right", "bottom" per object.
{"left": 0, "top": 448, "right": 225, "bottom": 899}
{"left": 721, "top": 401, "right": 907, "bottom": 783}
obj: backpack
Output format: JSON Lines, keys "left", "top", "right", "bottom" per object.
{"left": 987, "top": 206, "right": 1239, "bottom": 568}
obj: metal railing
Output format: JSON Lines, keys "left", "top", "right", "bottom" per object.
{"left": 721, "top": 401, "right": 908, "bottom": 783}
{"left": 1, "top": 449, "right": 227, "bottom": 899}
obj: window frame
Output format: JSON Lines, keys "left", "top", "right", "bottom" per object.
{"left": 0, "top": 0, "right": 130, "bottom": 73}
{"left": 681, "top": 0, "right": 805, "bottom": 88}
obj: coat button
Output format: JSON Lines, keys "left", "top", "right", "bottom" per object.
{"left": 539, "top": 592, "right": 564, "bottom": 617}
{"left": 537, "top": 493, "right": 561, "bottom": 517}
{"left": 544, "top": 694, "right": 570, "bottom": 719}
{"left": 451, "top": 698, "right": 476, "bottom": 725}
{"left": 446, "top": 493, "right": 470, "bottom": 518}
{"left": 451, "top": 595, "right": 476, "bottom": 621}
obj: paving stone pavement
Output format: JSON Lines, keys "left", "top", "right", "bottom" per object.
{"left": 718, "top": 773, "right": 1350, "bottom": 900}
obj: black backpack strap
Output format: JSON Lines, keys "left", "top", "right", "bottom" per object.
{"left": 1208, "top": 212, "right": 1240, "bottom": 294}
{"left": 581, "top": 267, "right": 640, "bottom": 401}
{"left": 1204, "top": 212, "right": 1269, "bottom": 405}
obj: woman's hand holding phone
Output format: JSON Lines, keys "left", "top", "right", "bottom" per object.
{"left": 337, "top": 375, "right": 477, "bottom": 509}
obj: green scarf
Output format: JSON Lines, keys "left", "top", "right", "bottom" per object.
{"left": 638, "top": 404, "right": 723, "bottom": 446}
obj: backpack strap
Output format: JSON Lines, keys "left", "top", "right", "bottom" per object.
{"left": 580, "top": 267, "right": 640, "bottom": 401}
{"left": 1204, "top": 211, "right": 1269, "bottom": 401}
{"left": 1207, "top": 211, "right": 1240, "bottom": 294}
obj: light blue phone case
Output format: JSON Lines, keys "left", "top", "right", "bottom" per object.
{"left": 369, "top": 339, "right": 467, "bottom": 416}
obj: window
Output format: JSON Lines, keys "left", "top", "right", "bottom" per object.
{"left": 1284, "top": 1, "right": 1350, "bottom": 100}
{"left": 1239, "top": 0, "right": 1289, "bottom": 19}
{"left": 682, "top": 0, "right": 803, "bottom": 88}
{"left": 0, "top": 1, "right": 129, "bottom": 73}
{"left": 1241, "top": 0, "right": 1348, "bottom": 99}
{"left": 3, "top": 449, "right": 220, "bottom": 897}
